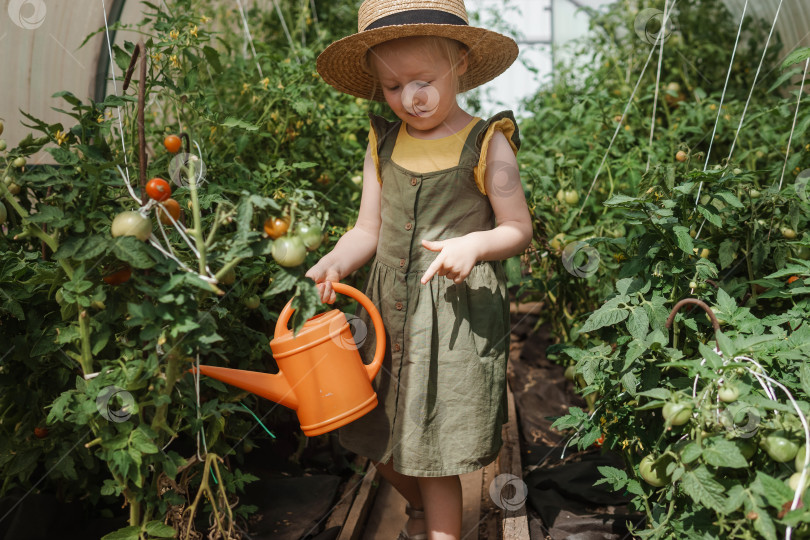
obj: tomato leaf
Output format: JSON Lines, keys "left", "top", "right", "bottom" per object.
{"left": 144, "top": 521, "right": 177, "bottom": 538}
{"left": 579, "top": 297, "right": 630, "bottom": 333}
{"left": 702, "top": 438, "right": 748, "bottom": 468}
{"left": 112, "top": 237, "right": 157, "bottom": 269}
{"left": 101, "top": 526, "right": 141, "bottom": 540}
{"left": 222, "top": 117, "right": 260, "bottom": 131}
{"left": 672, "top": 225, "right": 694, "bottom": 255}
{"left": 781, "top": 47, "right": 810, "bottom": 70}
{"left": 681, "top": 465, "right": 727, "bottom": 511}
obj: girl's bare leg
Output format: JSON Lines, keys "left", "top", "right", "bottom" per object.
{"left": 417, "top": 474, "right": 462, "bottom": 540}
{"left": 373, "top": 459, "right": 426, "bottom": 535}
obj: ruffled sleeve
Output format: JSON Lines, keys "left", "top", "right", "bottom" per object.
{"left": 367, "top": 112, "right": 399, "bottom": 186}
{"left": 472, "top": 111, "right": 521, "bottom": 196}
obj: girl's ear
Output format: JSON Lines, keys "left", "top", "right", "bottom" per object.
{"left": 456, "top": 47, "right": 469, "bottom": 77}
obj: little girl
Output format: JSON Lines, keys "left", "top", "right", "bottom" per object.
{"left": 308, "top": 1, "right": 532, "bottom": 538}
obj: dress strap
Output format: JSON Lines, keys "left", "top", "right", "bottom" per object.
{"left": 458, "top": 110, "right": 520, "bottom": 171}
{"left": 369, "top": 112, "right": 402, "bottom": 162}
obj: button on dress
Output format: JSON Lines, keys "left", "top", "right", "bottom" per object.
{"left": 338, "top": 110, "right": 521, "bottom": 477}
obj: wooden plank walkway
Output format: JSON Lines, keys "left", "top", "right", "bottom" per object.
{"left": 335, "top": 380, "right": 529, "bottom": 539}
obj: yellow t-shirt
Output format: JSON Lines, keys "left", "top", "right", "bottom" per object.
{"left": 368, "top": 114, "right": 519, "bottom": 196}
{"left": 390, "top": 117, "right": 481, "bottom": 173}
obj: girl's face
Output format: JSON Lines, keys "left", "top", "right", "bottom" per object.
{"left": 369, "top": 37, "right": 468, "bottom": 133}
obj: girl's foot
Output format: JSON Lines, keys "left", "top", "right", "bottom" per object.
{"left": 398, "top": 504, "right": 427, "bottom": 539}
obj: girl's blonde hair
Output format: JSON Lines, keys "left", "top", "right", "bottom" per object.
{"left": 364, "top": 36, "right": 469, "bottom": 94}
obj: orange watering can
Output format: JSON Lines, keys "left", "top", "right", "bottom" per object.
{"left": 191, "top": 282, "right": 386, "bottom": 436}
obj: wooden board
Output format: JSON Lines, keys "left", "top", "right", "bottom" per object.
{"left": 338, "top": 460, "right": 379, "bottom": 540}
{"left": 324, "top": 455, "right": 368, "bottom": 531}
{"left": 499, "top": 381, "right": 531, "bottom": 540}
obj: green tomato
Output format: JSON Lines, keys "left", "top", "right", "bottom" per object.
{"left": 796, "top": 445, "right": 808, "bottom": 471}
{"left": 787, "top": 472, "right": 808, "bottom": 493}
{"left": 220, "top": 267, "right": 236, "bottom": 285}
{"left": 272, "top": 235, "right": 307, "bottom": 267}
{"left": 0, "top": 140, "right": 6, "bottom": 151}
{"left": 735, "top": 438, "right": 756, "bottom": 460}
{"left": 6, "top": 182, "right": 20, "bottom": 195}
{"left": 564, "top": 365, "right": 576, "bottom": 382}
{"left": 662, "top": 402, "right": 692, "bottom": 426}
{"left": 781, "top": 228, "right": 798, "bottom": 240}
{"left": 111, "top": 211, "right": 152, "bottom": 241}
{"left": 243, "top": 295, "right": 260, "bottom": 310}
{"left": 718, "top": 384, "right": 739, "bottom": 403}
{"left": 760, "top": 431, "right": 800, "bottom": 463}
{"left": 564, "top": 190, "right": 580, "bottom": 205}
{"left": 12, "top": 157, "right": 26, "bottom": 168}
{"left": 639, "top": 454, "right": 673, "bottom": 487}
{"left": 556, "top": 189, "right": 565, "bottom": 203}
{"left": 297, "top": 223, "right": 323, "bottom": 251}
{"left": 749, "top": 189, "right": 761, "bottom": 199}
{"left": 550, "top": 233, "right": 566, "bottom": 251}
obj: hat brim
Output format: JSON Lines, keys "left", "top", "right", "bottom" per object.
{"left": 316, "top": 24, "right": 518, "bottom": 102}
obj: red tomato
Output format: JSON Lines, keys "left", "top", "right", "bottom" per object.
{"left": 158, "top": 198, "right": 181, "bottom": 225}
{"left": 34, "top": 427, "right": 49, "bottom": 439}
{"left": 146, "top": 178, "right": 172, "bottom": 201}
{"left": 102, "top": 266, "right": 132, "bottom": 285}
{"left": 164, "top": 134, "right": 182, "bottom": 154}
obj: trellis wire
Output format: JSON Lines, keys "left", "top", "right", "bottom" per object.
{"left": 727, "top": 0, "right": 784, "bottom": 163}
{"left": 577, "top": 0, "right": 679, "bottom": 219}
{"left": 235, "top": 0, "right": 263, "bottom": 78}
{"left": 774, "top": 58, "right": 809, "bottom": 192}
{"left": 694, "top": 0, "right": 748, "bottom": 210}
{"left": 645, "top": 0, "right": 670, "bottom": 173}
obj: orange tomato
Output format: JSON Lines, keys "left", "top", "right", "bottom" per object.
{"left": 787, "top": 275, "right": 800, "bottom": 285}
{"left": 264, "top": 216, "right": 290, "bottom": 239}
{"left": 146, "top": 177, "right": 171, "bottom": 201}
{"left": 164, "top": 134, "right": 182, "bottom": 153}
{"left": 158, "top": 198, "right": 181, "bottom": 225}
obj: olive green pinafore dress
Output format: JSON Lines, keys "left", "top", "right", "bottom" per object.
{"left": 338, "top": 111, "right": 520, "bottom": 477}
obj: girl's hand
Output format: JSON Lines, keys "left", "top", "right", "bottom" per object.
{"left": 305, "top": 260, "right": 342, "bottom": 304}
{"left": 420, "top": 236, "right": 481, "bottom": 285}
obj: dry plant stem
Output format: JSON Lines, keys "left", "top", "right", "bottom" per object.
{"left": 182, "top": 454, "right": 233, "bottom": 540}
{"left": 123, "top": 40, "right": 148, "bottom": 199}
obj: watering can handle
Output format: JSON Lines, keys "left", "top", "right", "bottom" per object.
{"left": 275, "top": 282, "right": 386, "bottom": 383}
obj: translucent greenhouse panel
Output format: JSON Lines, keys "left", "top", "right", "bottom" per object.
{"left": 0, "top": 0, "right": 151, "bottom": 165}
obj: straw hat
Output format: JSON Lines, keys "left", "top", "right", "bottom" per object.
{"left": 316, "top": 0, "right": 519, "bottom": 102}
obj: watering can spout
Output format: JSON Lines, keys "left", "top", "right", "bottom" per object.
{"left": 190, "top": 365, "right": 299, "bottom": 410}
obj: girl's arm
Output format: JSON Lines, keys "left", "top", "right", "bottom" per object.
{"left": 306, "top": 142, "right": 382, "bottom": 303}
{"left": 469, "top": 131, "right": 533, "bottom": 260}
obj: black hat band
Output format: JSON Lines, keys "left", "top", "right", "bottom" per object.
{"left": 364, "top": 9, "right": 468, "bottom": 31}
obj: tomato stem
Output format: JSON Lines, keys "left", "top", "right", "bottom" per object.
{"left": 78, "top": 310, "right": 94, "bottom": 375}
